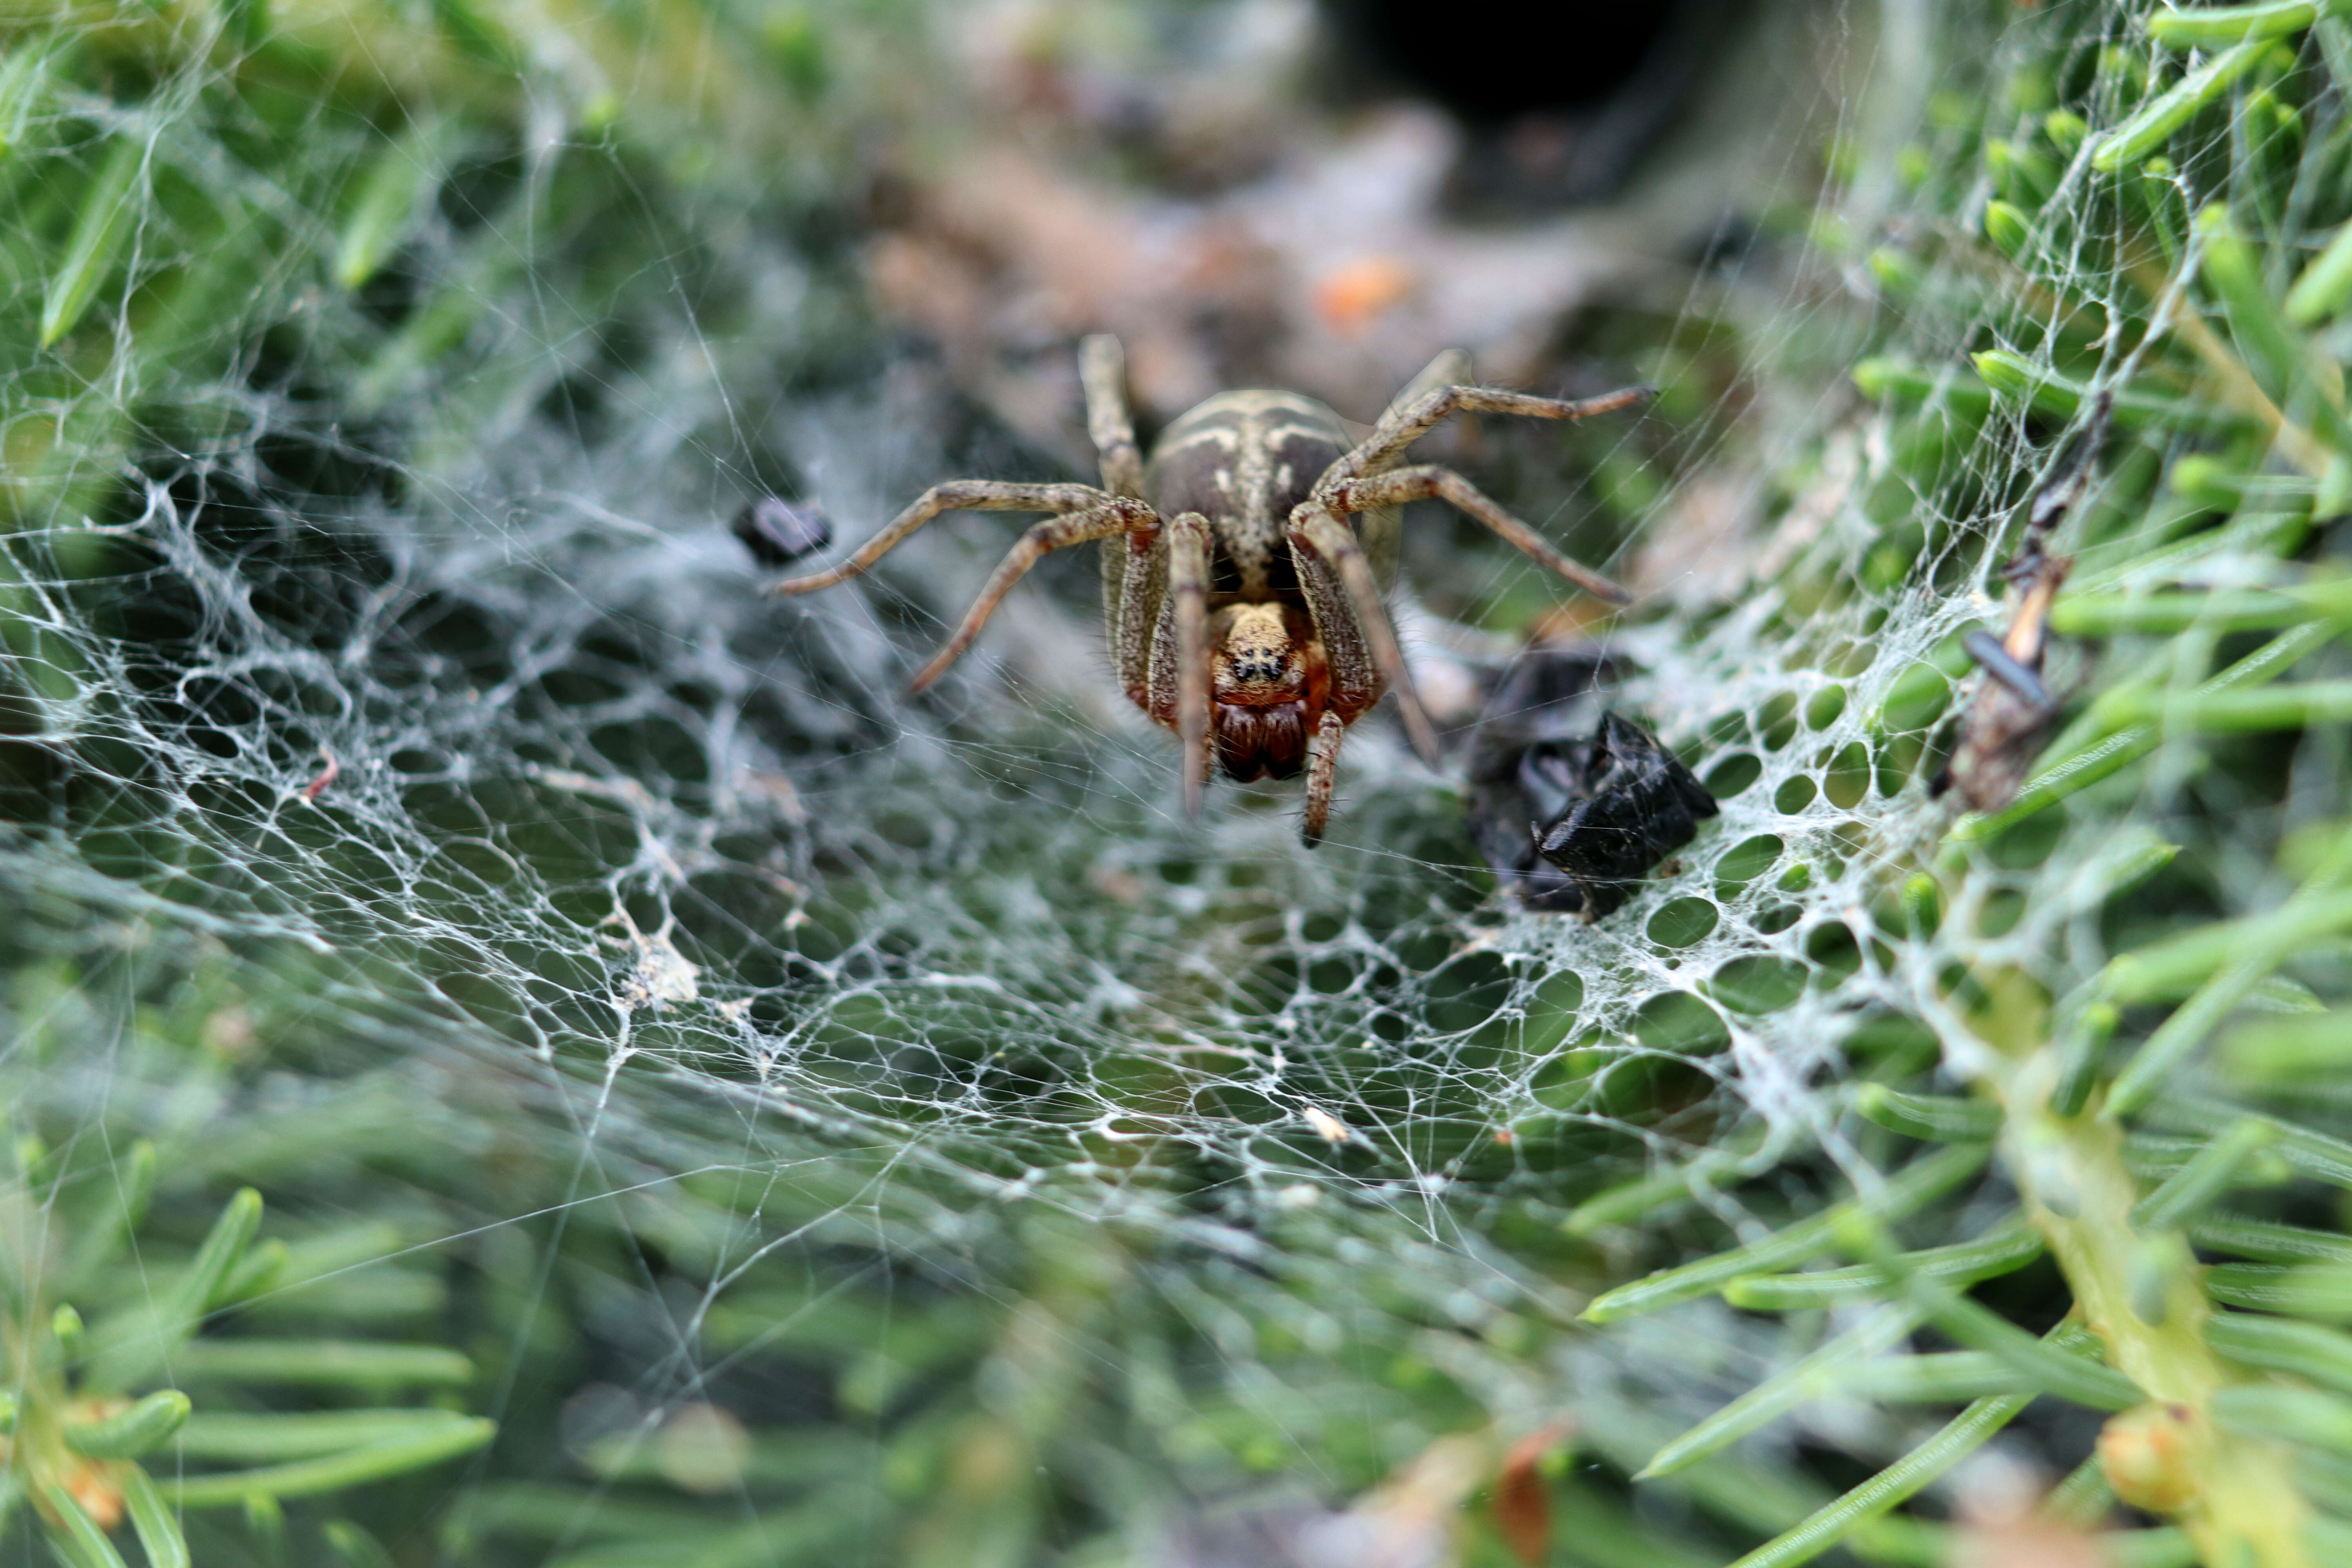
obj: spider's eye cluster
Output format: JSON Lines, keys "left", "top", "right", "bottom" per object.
{"left": 1227, "top": 646, "right": 1290, "bottom": 686}
{"left": 1211, "top": 604, "right": 1307, "bottom": 697}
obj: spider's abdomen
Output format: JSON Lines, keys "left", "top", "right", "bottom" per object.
{"left": 1144, "top": 390, "right": 1350, "bottom": 599}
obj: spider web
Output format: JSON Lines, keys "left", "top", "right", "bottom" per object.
{"left": 0, "top": 0, "right": 2269, "bottom": 1559}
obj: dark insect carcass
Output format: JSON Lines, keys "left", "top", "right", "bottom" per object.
{"left": 1465, "top": 648, "right": 1717, "bottom": 917}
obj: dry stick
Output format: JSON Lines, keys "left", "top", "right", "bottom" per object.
{"left": 1952, "top": 620, "right": 2336, "bottom": 844}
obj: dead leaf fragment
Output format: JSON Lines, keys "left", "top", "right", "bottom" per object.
{"left": 1314, "top": 255, "right": 1417, "bottom": 335}
{"left": 1493, "top": 1423, "right": 1571, "bottom": 1566}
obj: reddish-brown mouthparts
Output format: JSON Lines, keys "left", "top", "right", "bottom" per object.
{"left": 1216, "top": 700, "right": 1307, "bottom": 781}
{"left": 1210, "top": 603, "right": 1330, "bottom": 781}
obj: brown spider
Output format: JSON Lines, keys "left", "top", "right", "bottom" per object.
{"left": 771, "top": 337, "right": 1650, "bottom": 843}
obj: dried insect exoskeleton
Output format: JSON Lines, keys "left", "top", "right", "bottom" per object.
{"left": 1464, "top": 650, "right": 1717, "bottom": 917}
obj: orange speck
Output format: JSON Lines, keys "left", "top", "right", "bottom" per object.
{"left": 63, "top": 1462, "right": 126, "bottom": 1532}
{"left": 1313, "top": 256, "right": 1416, "bottom": 335}
{"left": 300, "top": 747, "right": 339, "bottom": 801}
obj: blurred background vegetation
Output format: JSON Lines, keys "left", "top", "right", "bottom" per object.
{"left": 7, "top": 1, "right": 2352, "bottom": 1565}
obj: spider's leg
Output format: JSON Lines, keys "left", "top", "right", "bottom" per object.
{"left": 1381, "top": 349, "right": 1474, "bottom": 427}
{"left": 1079, "top": 335, "right": 1145, "bottom": 499}
{"left": 906, "top": 497, "right": 1159, "bottom": 692}
{"left": 1320, "top": 381, "right": 1653, "bottom": 490}
{"left": 1110, "top": 518, "right": 1165, "bottom": 709}
{"left": 1302, "top": 710, "right": 1345, "bottom": 846}
{"left": 771, "top": 480, "right": 1110, "bottom": 596}
{"left": 1326, "top": 466, "right": 1632, "bottom": 605}
{"left": 1289, "top": 504, "right": 1441, "bottom": 766}
{"left": 1165, "top": 511, "right": 1214, "bottom": 818}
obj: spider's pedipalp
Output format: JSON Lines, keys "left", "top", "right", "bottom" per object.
{"left": 1302, "top": 710, "right": 1345, "bottom": 846}
{"left": 1324, "top": 381, "right": 1654, "bottom": 490}
{"left": 1289, "top": 504, "right": 1441, "bottom": 766}
{"left": 1328, "top": 466, "right": 1631, "bottom": 606}
{"left": 1080, "top": 335, "right": 1145, "bottom": 499}
{"left": 1167, "top": 511, "right": 1213, "bottom": 818}
{"left": 770, "top": 479, "right": 1111, "bottom": 597}
{"left": 905, "top": 497, "right": 1160, "bottom": 693}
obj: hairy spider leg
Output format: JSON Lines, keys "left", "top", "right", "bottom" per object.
{"left": 905, "top": 497, "right": 1162, "bottom": 692}
{"left": 769, "top": 480, "right": 1114, "bottom": 596}
{"left": 1080, "top": 334, "right": 1145, "bottom": 499}
{"left": 1383, "top": 348, "right": 1475, "bottom": 428}
{"left": 1320, "top": 381, "right": 1655, "bottom": 492}
{"left": 1325, "top": 466, "right": 1633, "bottom": 606}
{"left": 1287, "top": 505, "right": 1441, "bottom": 765}
{"left": 1290, "top": 455, "right": 1638, "bottom": 770}
{"left": 1166, "top": 511, "right": 1214, "bottom": 817}
{"left": 1303, "top": 710, "right": 1345, "bottom": 845}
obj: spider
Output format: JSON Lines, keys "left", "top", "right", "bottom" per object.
{"left": 771, "top": 336, "right": 1651, "bottom": 843}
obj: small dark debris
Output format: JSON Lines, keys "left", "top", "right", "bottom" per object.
{"left": 731, "top": 497, "right": 833, "bottom": 566}
{"left": 1463, "top": 647, "right": 1715, "bottom": 916}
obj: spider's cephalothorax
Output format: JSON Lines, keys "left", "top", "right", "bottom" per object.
{"left": 772, "top": 338, "right": 1650, "bottom": 843}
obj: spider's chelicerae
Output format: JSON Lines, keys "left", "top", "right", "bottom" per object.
{"left": 773, "top": 336, "right": 1651, "bottom": 842}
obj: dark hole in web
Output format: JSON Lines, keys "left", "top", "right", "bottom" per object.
{"left": 1328, "top": 2, "right": 1677, "bottom": 123}
{"left": 1317, "top": 0, "right": 1734, "bottom": 206}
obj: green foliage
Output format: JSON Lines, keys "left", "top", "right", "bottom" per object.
{"left": 9, "top": 0, "right": 2352, "bottom": 1564}
{"left": 1603, "top": 2, "right": 2352, "bottom": 1559}
{"left": 0, "top": 1125, "right": 493, "bottom": 1562}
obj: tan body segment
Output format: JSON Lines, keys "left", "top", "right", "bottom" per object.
{"left": 773, "top": 337, "right": 1650, "bottom": 844}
